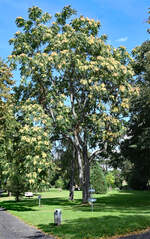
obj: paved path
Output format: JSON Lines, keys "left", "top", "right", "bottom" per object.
{"left": 118, "top": 231, "right": 150, "bottom": 239}
{"left": 0, "top": 208, "right": 55, "bottom": 239}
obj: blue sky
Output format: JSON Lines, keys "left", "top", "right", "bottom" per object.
{"left": 0, "top": 0, "right": 149, "bottom": 60}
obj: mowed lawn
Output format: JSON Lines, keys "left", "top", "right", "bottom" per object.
{"left": 1, "top": 189, "right": 150, "bottom": 239}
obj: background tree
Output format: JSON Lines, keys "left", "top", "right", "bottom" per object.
{"left": 13, "top": 99, "right": 53, "bottom": 199}
{"left": 90, "top": 161, "right": 107, "bottom": 194}
{"left": 0, "top": 59, "right": 15, "bottom": 189}
{"left": 1, "top": 94, "right": 53, "bottom": 200}
{"left": 9, "top": 6, "right": 136, "bottom": 202}
{"left": 120, "top": 87, "right": 150, "bottom": 190}
{"left": 120, "top": 11, "right": 150, "bottom": 190}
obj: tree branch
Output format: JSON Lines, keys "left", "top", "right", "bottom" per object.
{"left": 89, "top": 142, "right": 108, "bottom": 163}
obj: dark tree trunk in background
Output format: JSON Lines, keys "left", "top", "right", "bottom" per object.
{"left": 82, "top": 146, "right": 90, "bottom": 203}
{"left": 69, "top": 147, "right": 75, "bottom": 201}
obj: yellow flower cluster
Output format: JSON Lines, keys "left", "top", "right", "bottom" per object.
{"left": 111, "top": 117, "right": 119, "bottom": 126}
{"left": 29, "top": 179, "right": 34, "bottom": 184}
{"left": 97, "top": 56, "right": 104, "bottom": 61}
{"left": 58, "top": 101, "right": 64, "bottom": 107}
{"left": 21, "top": 136, "right": 37, "bottom": 143}
{"left": 37, "top": 136, "right": 42, "bottom": 140}
{"left": 119, "top": 85, "right": 126, "bottom": 92}
{"left": 112, "top": 107, "right": 119, "bottom": 113}
{"left": 23, "top": 124, "right": 29, "bottom": 131}
{"left": 80, "top": 79, "right": 87, "bottom": 85}
{"left": 33, "top": 172, "right": 37, "bottom": 178}
{"left": 33, "top": 126, "right": 40, "bottom": 132}
{"left": 60, "top": 50, "right": 69, "bottom": 54}
{"left": 79, "top": 65, "right": 89, "bottom": 71}
{"left": 15, "top": 31, "right": 21, "bottom": 35}
{"left": 100, "top": 83, "right": 106, "bottom": 91}
{"left": 42, "top": 53, "right": 48, "bottom": 57}
{"left": 16, "top": 16, "right": 24, "bottom": 19}
{"left": 51, "top": 52, "right": 57, "bottom": 57}
{"left": 121, "top": 98, "right": 129, "bottom": 109}
{"left": 121, "top": 65, "right": 127, "bottom": 74}
{"left": 20, "top": 53, "right": 26, "bottom": 57}
{"left": 44, "top": 141, "right": 49, "bottom": 145}
{"left": 88, "top": 37, "right": 95, "bottom": 44}
{"left": 57, "top": 115, "right": 63, "bottom": 120}
{"left": 42, "top": 152, "right": 47, "bottom": 158}
{"left": 112, "top": 72, "right": 119, "bottom": 77}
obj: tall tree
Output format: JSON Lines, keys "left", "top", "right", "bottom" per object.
{"left": 9, "top": 6, "right": 136, "bottom": 202}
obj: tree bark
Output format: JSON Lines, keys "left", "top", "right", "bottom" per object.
{"left": 74, "top": 130, "right": 84, "bottom": 188}
{"left": 15, "top": 193, "right": 19, "bottom": 202}
{"left": 69, "top": 147, "right": 75, "bottom": 201}
{"left": 82, "top": 146, "right": 90, "bottom": 203}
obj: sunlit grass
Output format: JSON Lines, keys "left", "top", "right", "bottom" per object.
{"left": 1, "top": 189, "right": 150, "bottom": 238}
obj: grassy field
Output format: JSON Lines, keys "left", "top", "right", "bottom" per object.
{"left": 1, "top": 189, "right": 150, "bottom": 239}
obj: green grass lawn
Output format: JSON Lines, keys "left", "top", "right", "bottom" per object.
{"left": 1, "top": 189, "right": 150, "bottom": 239}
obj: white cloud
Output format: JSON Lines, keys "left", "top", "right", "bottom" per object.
{"left": 116, "top": 37, "right": 128, "bottom": 42}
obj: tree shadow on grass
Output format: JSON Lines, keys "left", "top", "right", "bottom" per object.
{"left": 0, "top": 196, "right": 82, "bottom": 212}
{"left": 72, "top": 191, "right": 150, "bottom": 214}
{"left": 1, "top": 190, "right": 150, "bottom": 214}
{"left": 0, "top": 195, "right": 79, "bottom": 212}
{"left": 38, "top": 214, "right": 150, "bottom": 239}
{"left": 0, "top": 198, "right": 38, "bottom": 211}
{"left": 33, "top": 190, "right": 150, "bottom": 212}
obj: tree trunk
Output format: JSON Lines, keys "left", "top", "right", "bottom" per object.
{"left": 69, "top": 147, "right": 75, "bottom": 201}
{"left": 74, "top": 130, "right": 84, "bottom": 190}
{"left": 82, "top": 147, "right": 90, "bottom": 203}
{"left": 15, "top": 192, "right": 19, "bottom": 202}
{"left": 77, "top": 149, "right": 83, "bottom": 187}
{"left": 69, "top": 184, "right": 74, "bottom": 201}
{"left": 74, "top": 130, "right": 90, "bottom": 203}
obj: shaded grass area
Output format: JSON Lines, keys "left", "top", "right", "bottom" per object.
{"left": 1, "top": 189, "right": 150, "bottom": 238}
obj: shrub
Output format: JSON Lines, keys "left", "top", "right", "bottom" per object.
{"left": 90, "top": 162, "right": 107, "bottom": 194}
{"left": 106, "top": 172, "right": 115, "bottom": 188}
{"left": 55, "top": 176, "right": 64, "bottom": 189}
{"left": 128, "top": 168, "right": 149, "bottom": 190}
{"left": 6, "top": 174, "right": 27, "bottom": 201}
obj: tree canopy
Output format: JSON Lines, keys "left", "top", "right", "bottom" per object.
{"left": 8, "top": 5, "right": 138, "bottom": 202}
